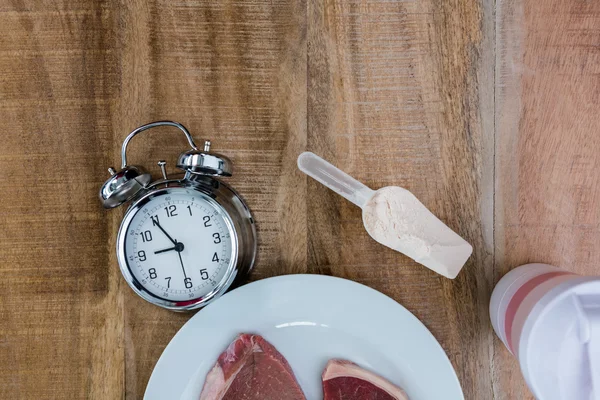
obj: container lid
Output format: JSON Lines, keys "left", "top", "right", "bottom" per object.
{"left": 520, "top": 279, "right": 600, "bottom": 400}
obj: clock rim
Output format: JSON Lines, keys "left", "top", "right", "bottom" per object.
{"left": 116, "top": 184, "right": 240, "bottom": 311}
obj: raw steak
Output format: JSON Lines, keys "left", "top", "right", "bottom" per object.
{"left": 322, "top": 359, "right": 409, "bottom": 400}
{"left": 200, "top": 333, "right": 306, "bottom": 400}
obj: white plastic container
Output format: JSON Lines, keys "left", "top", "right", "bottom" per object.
{"left": 490, "top": 263, "right": 600, "bottom": 400}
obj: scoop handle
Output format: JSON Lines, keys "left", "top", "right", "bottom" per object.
{"left": 298, "top": 152, "right": 374, "bottom": 208}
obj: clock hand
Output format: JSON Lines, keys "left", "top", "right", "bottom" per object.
{"left": 154, "top": 242, "right": 184, "bottom": 254}
{"left": 153, "top": 219, "right": 177, "bottom": 245}
{"left": 154, "top": 246, "right": 176, "bottom": 254}
{"left": 176, "top": 247, "right": 188, "bottom": 279}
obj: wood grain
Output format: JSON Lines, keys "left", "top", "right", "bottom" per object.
{"left": 0, "top": 0, "right": 597, "bottom": 398}
{"left": 0, "top": 1, "right": 121, "bottom": 399}
{"left": 114, "top": 1, "right": 308, "bottom": 396}
{"left": 495, "top": 0, "right": 600, "bottom": 398}
{"left": 0, "top": 0, "right": 307, "bottom": 398}
{"left": 307, "top": 0, "right": 494, "bottom": 398}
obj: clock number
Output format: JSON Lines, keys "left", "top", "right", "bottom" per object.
{"left": 164, "top": 205, "right": 177, "bottom": 217}
{"left": 184, "top": 277, "right": 193, "bottom": 289}
{"left": 187, "top": 205, "right": 193, "bottom": 216}
{"left": 165, "top": 277, "right": 171, "bottom": 288}
{"left": 148, "top": 268, "right": 157, "bottom": 279}
{"left": 151, "top": 215, "right": 160, "bottom": 226}
{"left": 212, "top": 252, "right": 219, "bottom": 263}
{"left": 203, "top": 215, "right": 212, "bottom": 227}
{"left": 212, "top": 232, "right": 221, "bottom": 244}
{"left": 200, "top": 269, "right": 209, "bottom": 280}
{"left": 138, "top": 250, "right": 146, "bottom": 261}
{"left": 139, "top": 230, "right": 152, "bottom": 243}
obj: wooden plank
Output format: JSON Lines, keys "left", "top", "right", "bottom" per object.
{"left": 115, "top": 0, "right": 308, "bottom": 398}
{"left": 495, "top": 0, "right": 600, "bottom": 398}
{"left": 0, "top": 1, "right": 124, "bottom": 399}
{"left": 307, "top": 0, "right": 495, "bottom": 398}
{"left": 0, "top": 0, "right": 308, "bottom": 398}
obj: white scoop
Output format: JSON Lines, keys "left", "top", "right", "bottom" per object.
{"left": 298, "top": 152, "right": 473, "bottom": 279}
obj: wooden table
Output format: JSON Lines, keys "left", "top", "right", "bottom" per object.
{"left": 1, "top": 1, "right": 598, "bottom": 398}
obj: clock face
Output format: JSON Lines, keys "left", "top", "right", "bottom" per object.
{"left": 120, "top": 188, "right": 236, "bottom": 303}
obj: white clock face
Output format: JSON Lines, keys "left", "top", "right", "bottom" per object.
{"left": 121, "top": 189, "right": 235, "bottom": 302}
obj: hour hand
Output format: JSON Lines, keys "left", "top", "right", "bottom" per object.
{"left": 154, "top": 241, "right": 184, "bottom": 254}
{"left": 154, "top": 246, "right": 177, "bottom": 254}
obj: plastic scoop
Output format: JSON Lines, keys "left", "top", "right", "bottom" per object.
{"left": 297, "top": 152, "right": 473, "bottom": 279}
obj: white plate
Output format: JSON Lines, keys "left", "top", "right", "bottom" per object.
{"left": 144, "top": 275, "right": 464, "bottom": 400}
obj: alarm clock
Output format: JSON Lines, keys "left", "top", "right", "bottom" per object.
{"left": 99, "top": 121, "right": 256, "bottom": 311}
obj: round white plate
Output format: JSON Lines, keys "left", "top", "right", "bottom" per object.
{"left": 144, "top": 275, "right": 464, "bottom": 400}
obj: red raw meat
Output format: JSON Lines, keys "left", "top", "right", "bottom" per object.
{"left": 200, "top": 333, "right": 306, "bottom": 400}
{"left": 322, "top": 359, "right": 409, "bottom": 400}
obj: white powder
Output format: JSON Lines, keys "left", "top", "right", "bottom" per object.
{"left": 362, "top": 186, "right": 473, "bottom": 279}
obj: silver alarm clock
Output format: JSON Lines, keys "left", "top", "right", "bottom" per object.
{"left": 99, "top": 121, "right": 256, "bottom": 311}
